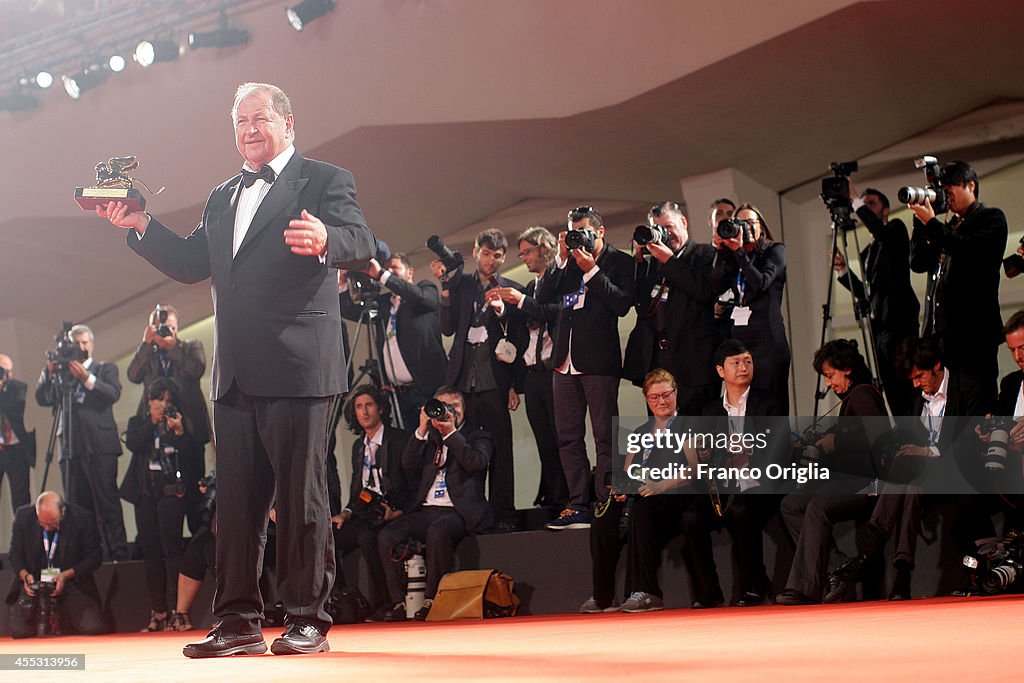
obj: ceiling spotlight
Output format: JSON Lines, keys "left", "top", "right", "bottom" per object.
{"left": 134, "top": 40, "right": 182, "bottom": 68}
{"left": 62, "top": 65, "right": 109, "bottom": 99}
{"left": 0, "top": 92, "right": 39, "bottom": 112}
{"left": 286, "top": 0, "right": 335, "bottom": 31}
{"left": 188, "top": 26, "right": 250, "bottom": 49}
{"left": 17, "top": 70, "right": 53, "bottom": 89}
{"left": 107, "top": 54, "right": 127, "bottom": 73}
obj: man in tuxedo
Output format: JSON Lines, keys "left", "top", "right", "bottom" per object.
{"left": 340, "top": 252, "right": 447, "bottom": 430}
{"left": 97, "top": 82, "right": 375, "bottom": 657}
{"left": 331, "top": 384, "right": 412, "bottom": 615}
{"left": 434, "top": 229, "right": 526, "bottom": 531}
{"left": 624, "top": 201, "right": 720, "bottom": 414}
{"left": 910, "top": 160, "right": 1007, "bottom": 416}
{"left": 375, "top": 386, "right": 493, "bottom": 621}
{"left": 6, "top": 491, "right": 105, "bottom": 638}
{"left": 0, "top": 353, "right": 32, "bottom": 512}
{"left": 833, "top": 184, "right": 919, "bottom": 415}
{"left": 537, "top": 206, "right": 635, "bottom": 529}
{"left": 35, "top": 325, "right": 127, "bottom": 561}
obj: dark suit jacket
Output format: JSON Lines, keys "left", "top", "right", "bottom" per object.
{"left": 535, "top": 243, "right": 635, "bottom": 377}
{"left": 340, "top": 276, "right": 447, "bottom": 395}
{"left": 344, "top": 426, "right": 415, "bottom": 513}
{"left": 0, "top": 378, "right": 33, "bottom": 467}
{"left": 710, "top": 240, "right": 788, "bottom": 351}
{"left": 624, "top": 241, "right": 719, "bottom": 387}
{"left": 119, "top": 414, "right": 205, "bottom": 506}
{"left": 440, "top": 272, "right": 527, "bottom": 393}
{"left": 402, "top": 428, "right": 493, "bottom": 533}
{"left": 997, "top": 370, "right": 1023, "bottom": 416}
{"left": 126, "top": 338, "right": 211, "bottom": 444}
{"left": 701, "top": 388, "right": 786, "bottom": 477}
{"left": 35, "top": 361, "right": 122, "bottom": 457}
{"left": 911, "top": 202, "right": 1007, "bottom": 364}
{"left": 518, "top": 274, "right": 559, "bottom": 370}
{"left": 128, "top": 151, "right": 375, "bottom": 400}
{"left": 5, "top": 502, "right": 102, "bottom": 605}
{"left": 838, "top": 211, "right": 919, "bottom": 336}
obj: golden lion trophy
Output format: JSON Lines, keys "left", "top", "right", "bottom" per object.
{"left": 74, "top": 156, "right": 163, "bottom": 212}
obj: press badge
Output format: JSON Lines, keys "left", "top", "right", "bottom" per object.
{"left": 40, "top": 567, "right": 60, "bottom": 583}
{"left": 651, "top": 286, "right": 669, "bottom": 303}
{"left": 563, "top": 281, "right": 586, "bottom": 310}
{"left": 731, "top": 305, "right": 752, "bottom": 326}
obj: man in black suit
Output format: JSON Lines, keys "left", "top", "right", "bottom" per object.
{"left": 0, "top": 353, "right": 32, "bottom": 512}
{"left": 340, "top": 252, "right": 447, "bottom": 430}
{"left": 6, "top": 491, "right": 105, "bottom": 638}
{"left": 330, "top": 384, "right": 412, "bottom": 615}
{"left": 537, "top": 206, "right": 635, "bottom": 529}
{"left": 375, "top": 386, "right": 493, "bottom": 621}
{"left": 434, "top": 229, "right": 526, "bottom": 531}
{"left": 833, "top": 184, "right": 919, "bottom": 415}
{"left": 97, "top": 82, "right": 375, "bottom": 657}
{"left": 35, "top": 325, "right": 127, "bottom": 562}
{"left": 624, "top": 201, "right": 720, "bottom": 414}
{"left": 910, "top": 160, "right": 1007, "bottom": 416}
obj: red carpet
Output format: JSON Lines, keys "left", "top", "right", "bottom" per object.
{"left": 1, "top": 596, "right": 1022, "bottom": 681}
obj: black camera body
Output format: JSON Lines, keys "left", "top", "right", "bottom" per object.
{"left": 22, "top": 581, "right": 60, "bottom": 637}
{"left": 350, "top": 487, "right": 392, "bottom": 523}
{"left": 152, "top": 305, "right": 173, "bottom": 338}
{"left": 46, "top": 322, "right": 88, "bottom": 376}
{"left": 963, "top": 529, "right": 1024, "bottom": 595}
{"left": 423, "top": 398, "right": 454, "bottom": 420}
{"left": 345, "top": 271, "right": 382, "bottom": 306}
{"left": 820, "top": 160, "right": 859, "bottom": 231}
{"left": 898, "top": 155, "right": 949, "bottom": 214}
{"left": 565, "top": 228, "right": 596, "bottom": 252}
{"left": 426, "top": 235, "right": 465, "bottom": 274}
{"left": 1003, "top": 237, "right": 1024, "bottom": 278}
{"left": 716, "top": 218, "right": 758, "bottom": 250}
{"left": 633, "top": 224, "right": 667, "bottom": 246}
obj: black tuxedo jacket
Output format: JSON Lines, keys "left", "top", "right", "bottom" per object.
{"left": 340, "top": 277, "right": 447, "bottom": 395}
{"left": 838, "top": 211, "right": 919, "bottom": 336}
{"left": 126, "top": 338, "right": 211, "bottom": 444}
{"left": 5, "top": 502, "right": 102, "bottom": 605}
{"left": 119, "top": 414, "right": 205, "bottom": 506}
{"left": 997, "top": 370, "right": 1023, "bottom": 416}
{"left": 710, "top": 240, "right": 788, "bottom": 349}
{"left": 36, "top": 361, "right": 122, "bottom": 457}
{"left": 402, "top": 428, "right": 494, "bottom": 533}
{"left": 701, "top": 388, "right": 786, "bottom": 475}
{"left": 911, "top": 202, "right": 1007, "bottom": 363}
{"left": 535, "top": 243, "right": 635, "bottom": 377}
{"left": 0, "top": 378, "right": 33, "bottom": 466}
{"left": 440, "top": 272, "right": 527, "bottom": 393}
{"left": 624, "top": 241, "right": 719, "bottom": 387}
{"left": 345, "top": 426, "right": 415, "bottom": 513}
{"left": 518, "top": 274, "right": 559, "bottom": 370}
{"left": 128, "top": 152, "right": 375, "bottom": 400}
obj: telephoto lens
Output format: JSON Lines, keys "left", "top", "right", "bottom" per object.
{"left": 423, "top": 398, "right": 450, "bottom": 420}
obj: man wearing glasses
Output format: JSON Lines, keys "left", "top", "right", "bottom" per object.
{"left": 625, "top": 201, "right": 720, "bottom": 415}
{"left": 537, "top": 206, "right": 635, "bottom": 529}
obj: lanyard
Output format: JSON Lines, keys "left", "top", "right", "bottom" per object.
{"left": 925, "top": 404, "right": 945, "bottom": 446}
{"left": 43, "top": 530, "right": 59, "bottom": 568}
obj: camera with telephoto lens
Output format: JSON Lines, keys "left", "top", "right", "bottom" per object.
{"left": 978, "top": 416, "right": 1017, "bottom": 472}
{"left": 426, "top": 235, "right": 464, "bottom": 274}
{"left": 152, "top": 305, "right": 172, "bottom": 338}
{"left": 962, "top": 529, "right": 1024, "bottom": 595}
{"left": 1003, "top": 237, "right": 1024, "bottom": 278}
{"left": 423, "top": 398, "right": 454, "bottom": 420}
{"left": 898, "top": 155, "right": 949, "bottom": 214}
{"left": 350, "top": 487, "right": 393, "bottom": 524}
{"left": 633, "top": 223, "right": 667, "bottom": 246}
{"left": 819, "top": 160, "right": 859, "bottom": 231}
{"left": 22, "top": 581, "right": 60, "bottom": 637}
{"left": 46, "top": 321, "right": 88, "bottom": 376}
{"left": 716, "top": 217, "right": 757, "bottom": 245}
{"left": 565, "top": 228, "right": 596, "bottom": 252}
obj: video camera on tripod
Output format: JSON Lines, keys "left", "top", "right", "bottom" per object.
{"left": 46, "top": 322, "right": 87, "bottom": 378}
{"left": 819, "top": 160, "right": 859, "bottom": 230}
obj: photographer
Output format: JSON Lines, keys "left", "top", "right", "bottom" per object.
{"left": 121, "top": 378, "right": 205, "bottom": 632}
{"left": 35, "top": 324, "right": 127, "bottom": 561}
{"left": 434, "top": 229, "right": 526, "bottom": 532}
{"left": 171, "top": 471, "right": 218, "bottom": 632}
{"left": 624, "top": 201, "right": 720, "bottom": 414}
{"left": 333, "top": 385, "right": 412, "bottom": 618}
{"left": 5, "top": 491, "right": 104, "bottom": 638}
{"left": 909, "top": 160, "right": 1007, "bottom": 415}
{"left": 832, "top": 183, "right": 919, "bottom": 415}
{"left": 537, "top": 206, "right": 635, "bottom": 529}
{"left": 708, "top": 199, "right": 738, "bottom": 336}
{"left": 126, "top": 305, "right": 211, "bottom": 447}
{"left": 340, "top": 253, "right": 447, "bottom": 430}
{"left": 711, "top": 204, "right": 791, "bottom": 414}
{"left": 0, "top": 353, "right": 32, "bottom": 512}
{"left": 375, "top": 387, "right": 492, "bottom": 621}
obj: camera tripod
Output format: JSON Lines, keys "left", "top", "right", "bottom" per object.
{"left": 343, "top": 304, "right": 406, "bottom": 431}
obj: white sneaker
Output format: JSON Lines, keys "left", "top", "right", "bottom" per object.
{"left": 620, "top": 591, "right": 664, "bottom": 613}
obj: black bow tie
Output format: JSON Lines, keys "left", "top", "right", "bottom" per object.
{"left": 240, "top": 165, "right": 277, "bottom": 188}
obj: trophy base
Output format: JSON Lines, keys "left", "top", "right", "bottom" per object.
{"left": 74, "top": 187, "right": 146, "bottom": 212}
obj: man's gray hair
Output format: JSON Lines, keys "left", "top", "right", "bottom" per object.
{"left": 70, "top": 324, "right": 93, "bottom": 341}
{"left": 231, "top": 82, "right": 293, "bottom": 121}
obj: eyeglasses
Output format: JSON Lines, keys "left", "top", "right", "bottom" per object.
{"left": 518, "top": 245, "right": 539, "bottom": 259}
{"left": 645, "top": 389, "right": 677, "bottom": 403}
{"left": 649, "top": 201, "right": 680, "bottom": 218}
{"left": 567, "top": 205, "right": 596, "bottom": 222}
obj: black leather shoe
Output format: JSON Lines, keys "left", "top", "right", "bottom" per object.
{"left": 182, "top": 628, "right": 267, "bottom": 658}
{"left": 734, "top": 591, "right": 767, "bottom": 607}
{"left": 823, "top": 554, "right": 867, "bottom": 603}
{"left": 775, "top": 589, "right": 817, "bottom": 606}
{"left": 888, "top": 569, "right": 912, "bottom": 601}
{"left": 413, "top": 599, "right": 433, "bottom": 621}
{"left": 690, "top": 597, "right": 724, "bottom": 609}
{"left": 270, "top": 621, "right": 329, "bottom": 655}
{"left": 378, "top": 601, "right": 408, "bottom": 622}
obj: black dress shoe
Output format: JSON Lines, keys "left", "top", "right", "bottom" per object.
{"left": 182, "top": 628, "right": 267, "bottom": 658}
{"left": 888, "top": 569, "right": 912, "bottom": 601}
{"left": 270, "top": 621, "right": 329, "bottom": 655}
{"left": 823, "top": 554, "right": 867, "bottom": 603}
{"left": 690, "top": 597, "right": 724, "bottom": 609}
{"left": 775, "top": 589, "right": 818, "bottom": 606}
{"left": 734, "top": 591, "right": 766, "bottom": 607}
{"left": 377, "top": 601, "right": 408, "bottom": 622}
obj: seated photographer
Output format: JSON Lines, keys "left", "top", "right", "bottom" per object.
{"left": 6, "top": 491, "right": 104, "bottom": 638}
{"left": 171, "top": 471, "right": 218, "bottom": 632}
{"left": 376, "top": 386, "right": 492, "bottom": 621}
{"left": 121, "top": 377, "right": 205, "bottom": 632}
{"left": 990, "top": 310, "right": 1024, "bottom": 528}
{"left": 582, "top": 369, "right": 691, "bottom": 614}
{"left": 333, "top": 384, "right": 413, "bottom": 616}
{"left": 680, "top": 340, "right": 782, "bottom": 609}
{"left": 710, "top": 204, "right": 790, "bottom": 414}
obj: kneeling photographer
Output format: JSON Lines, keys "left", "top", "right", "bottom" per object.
{"left": 120, "top": 377, "right": 204, "bottom": 632}
{"left": 6, "top": 491, "right": 105, "bottom": 638}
